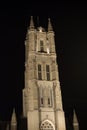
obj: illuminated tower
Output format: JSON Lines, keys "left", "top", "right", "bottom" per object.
{"left": 23, "top": 16, "right": 66, "bottom": 130}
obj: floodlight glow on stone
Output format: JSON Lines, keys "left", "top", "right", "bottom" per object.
{"left": 47, "top": 48, "right": 50, "bottom": 54}
{"left": 39, "top": 27, "right": 42, "bottom": 32}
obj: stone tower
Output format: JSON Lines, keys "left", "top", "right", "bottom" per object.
{"left": 23, "top": 16, "right": 66, "bottom": 130}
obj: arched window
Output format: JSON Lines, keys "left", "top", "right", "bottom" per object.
{"left": 40, "top": 120, "right": 54, "bottom": 130}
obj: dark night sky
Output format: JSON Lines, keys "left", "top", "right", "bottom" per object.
{"left": 0, "top": 3, "right": 87, "bottom": 129}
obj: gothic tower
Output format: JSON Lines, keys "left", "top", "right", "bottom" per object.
{"left": 23, "top": 16, "right": 66, "bottom": 130}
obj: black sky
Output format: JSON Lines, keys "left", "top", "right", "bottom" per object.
{"left": 0, "top": 3, "right": 87, "bottom": 129}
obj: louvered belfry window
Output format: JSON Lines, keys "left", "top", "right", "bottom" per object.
{"left": 38, "top": 64, "right": 42, "bottom": 80}
{"left": 40, "top": 40, "right": 44, "bottom": 52}
{"left": 46, "top": 65, "right": 50, "bottom": 80}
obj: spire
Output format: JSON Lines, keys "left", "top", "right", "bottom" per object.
{"left": 48, "top": 18, "right": 53, "bottom": 32}
{"left": 73, "top": 110, "right": 79, "bottom": 130}
{"left": 11, "top": 108, "right": 17, "bottom": 125}
{"left": 6, "top": 124, "right": 9, "bottom": 130}
{"left": 29, "top": 16, "right": 34, "bottom": 30}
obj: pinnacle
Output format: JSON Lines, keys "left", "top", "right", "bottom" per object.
{"left": 48, "top": 18, "right": 53, "bottom": 32}
{"left": 11, "top": 108, "right": 17, "bottom": 124}
{"left": 29, "top": 16, "right": 34, "bottom": 30}
{"left": 73, "top": 110, "right": 79, "bottom": 125}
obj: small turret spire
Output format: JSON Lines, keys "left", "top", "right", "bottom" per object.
{"left": 11, "top": 108, "right": 17, "bottom": 124}
{"left": 48, "top": 18, "right": 53, "bottom": 32}
{"left": 29, "top": 16, "right": 34, "bottom": 30}
{"left": 6, "top": 124, "right": 9, "bottom": 130}
{"left": 73, "top": 110, "right": 79, "bottom": 130}
{"left": 11, "top": 108, "right": 17, "bottom": 130}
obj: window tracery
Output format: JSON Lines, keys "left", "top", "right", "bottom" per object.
{"left": 40, "top": 120, "right": 54, "bottom": 130}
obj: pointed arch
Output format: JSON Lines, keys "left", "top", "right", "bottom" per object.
{"left": 40, "top": 119, "right": 55, "bottom": 130}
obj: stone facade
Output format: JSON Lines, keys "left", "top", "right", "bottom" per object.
{"left": 22, "top": 16, "right": 66, "bottom": 130}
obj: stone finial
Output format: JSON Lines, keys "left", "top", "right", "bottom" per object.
{"left": 29, "top": 16, "right": 34, "bottom": 30}
{"left": 48, "top": 18, "right": 53, "bottom": 32}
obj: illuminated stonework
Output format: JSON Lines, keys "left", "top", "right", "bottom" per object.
{"left": 23, "top": 16, "right": 66, "bottom": 130}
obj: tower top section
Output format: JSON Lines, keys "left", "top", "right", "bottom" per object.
{"left": 28, "top": 16, "right": 53, "bottom": 32}
{"left": 29, "top": 16, "right": 35, "bottom": 30}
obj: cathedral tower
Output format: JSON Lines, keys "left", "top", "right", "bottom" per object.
{"left": 23, "top": 16, "right": 66, "bottom": 130}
